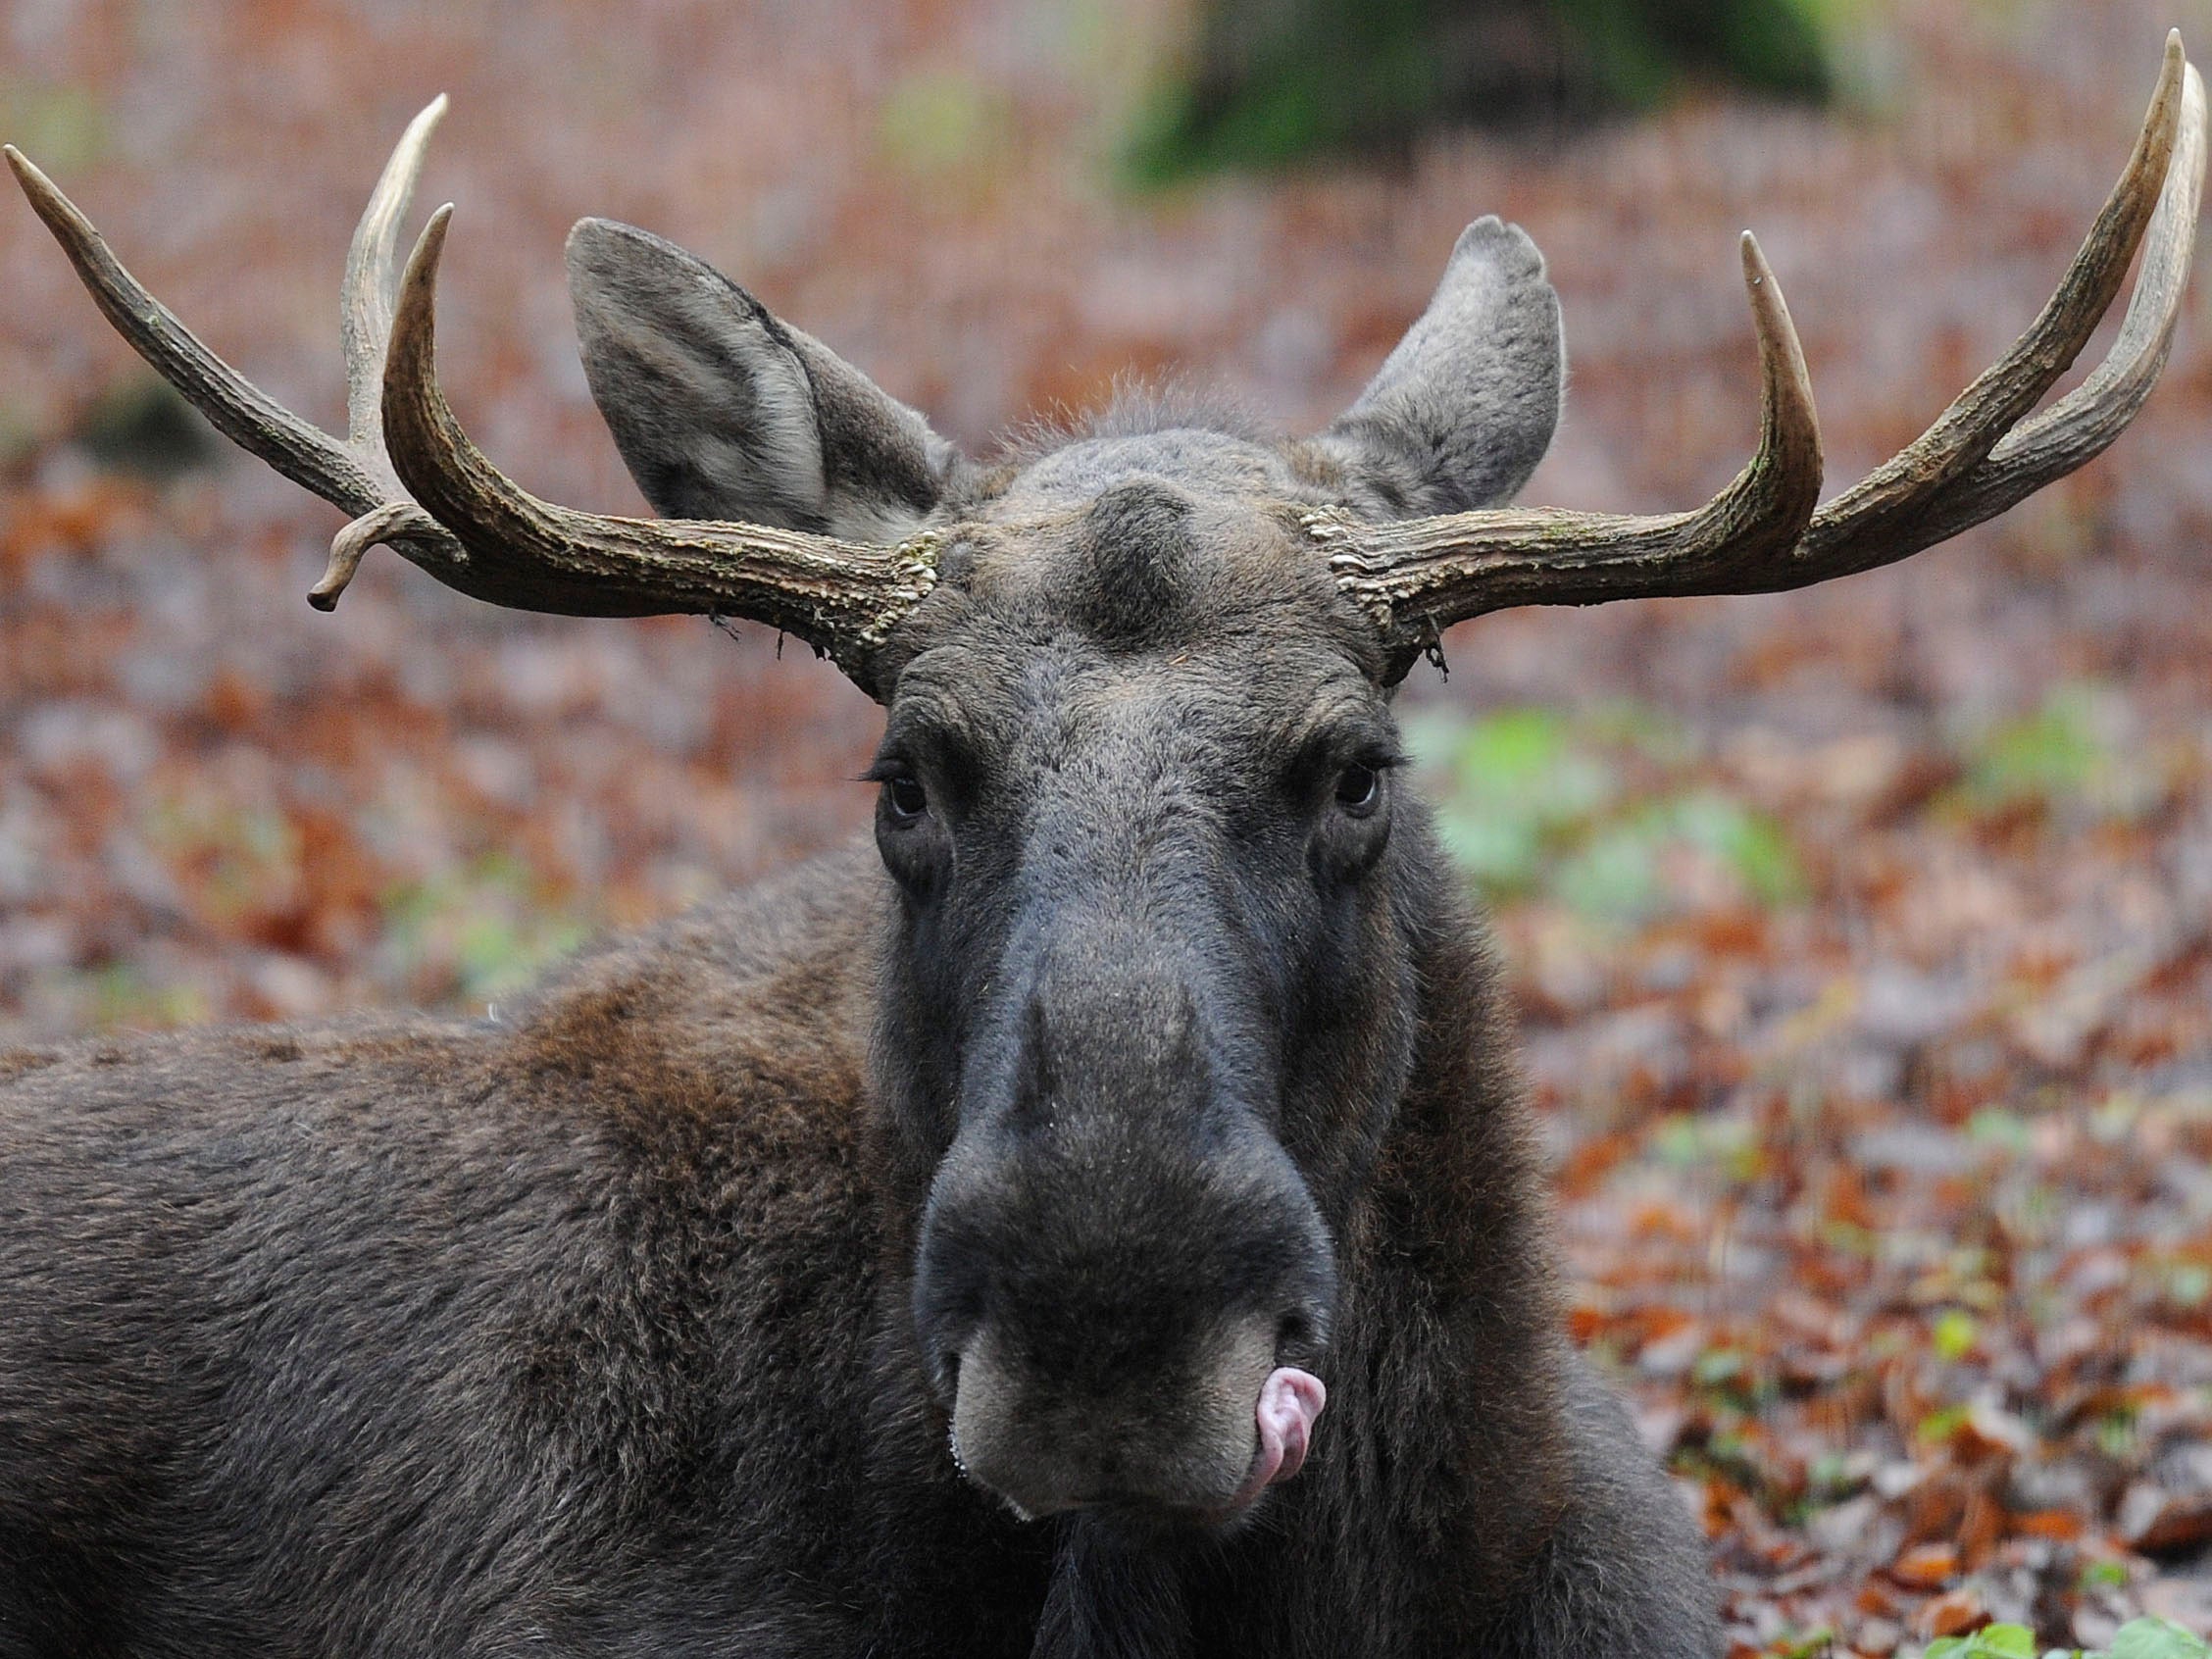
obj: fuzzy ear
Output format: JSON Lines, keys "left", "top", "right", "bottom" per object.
{"left": 566, "top": 218, "right": 962, "bottom": 540}
{"left": 1319, "top": 217, "right": 1564, "bottom": 516}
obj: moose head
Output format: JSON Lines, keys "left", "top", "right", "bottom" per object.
{"left": 8, "top": 33, "right": 2201, "bottom": 1533}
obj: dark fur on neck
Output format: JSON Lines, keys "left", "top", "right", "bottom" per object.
{"left": 1031, "top": 1515, "right": 1193, "bottom": 1659}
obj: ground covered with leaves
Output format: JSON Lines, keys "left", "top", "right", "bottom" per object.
{"left": 4, "top": 0, "right": 2211, "bottom": 1650}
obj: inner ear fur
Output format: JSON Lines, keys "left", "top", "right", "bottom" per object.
{"left": 566, "top": 217, "right": 963, "bottom": 539}
{"left": 1319, "top": 217, "right": 1565, "bottom": 517}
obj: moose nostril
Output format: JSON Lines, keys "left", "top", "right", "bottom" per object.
{"left": 1275, "top": 1306, "right": 1323, "bottom": 1360}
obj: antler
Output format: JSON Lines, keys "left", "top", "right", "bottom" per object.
{"left": 3, "top": 98, "right": 485, "bottom": 610}
{"left": 15, "top": 35, "right": 2198, "bottom": 691}
{"left": 372, "top": 208, "right": 939, "bottom": 679}
{"left": 8, "top": 100, "right": 941, "bottom": 676}
{"left": 1320, "top": 228, "right": 1825, "bottom": 661}
{"left": 1331, "top": 32, "right": 2206, "bottom": 679}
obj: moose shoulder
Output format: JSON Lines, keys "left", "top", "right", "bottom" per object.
{"left": 2, "top": 36, "right": 2203, "bottom": 1659}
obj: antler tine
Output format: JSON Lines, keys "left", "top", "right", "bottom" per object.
{"left": 343, "top": 93, "right": 446, "bottom": 459}
{"left": 1325, "top": 228, "right": 1825, "bottom": 674}
{"left": 376, "top": 207, "right": 939, "bottom": 679}
{"left": 5, "top": 101, "right": 484, "bottom": 610}
{"left": 1809, "top": 45, "right": 2207, "bottom": 568}
{"left": 1781, "top": 29, "right": 2195, "bottom": 583}
{"left": 6, "top": 141, "right": 389, "bottom": 519}
{"left": 1327, "top": 32, "right": 2199, "bottom": 676}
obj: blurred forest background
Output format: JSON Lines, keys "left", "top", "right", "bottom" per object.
{"left": 4, "top": 0, "right": 2212, "bottom": 1650}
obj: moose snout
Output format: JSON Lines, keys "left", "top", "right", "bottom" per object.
{"left": 914, "top": 1129, "right": 1338, "bottom": 1524}
{"left": 915, "top": 935, "right": 1337, "bottom": 1522}
{"left": 945, "top": 1311, "right": 1329, "bottom": 1523}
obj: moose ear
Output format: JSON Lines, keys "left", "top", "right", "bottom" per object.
{"left": 1319, "top": 217, "right": 1565, "bottom": 516}
{"left": 565, "top": 218, "right": 963, "bottom": 539}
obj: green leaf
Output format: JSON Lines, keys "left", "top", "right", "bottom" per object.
{"left": 1410, "top": 703, "right": 1802, "bottom": 922}
{"left": 2109, "top": 1617, "right": 2212, "bottom": 1659}
{"left": 1691, "top": 1346, "right": 1745, "bottom": 1387}
{"left": 0, "top": 78, "right": 108, "bottom": 174}
{"left": 1962, "top": 689, "right": 2106, "bottom": 806}
{"left": 1552, "top": 823, "right": 1662, "bottom": 920}
{"left": 1932, "top": 1308, "right": 1979, "bottom": 1362}
{"left": 1773, "top": 1627, "right": 1835, "bottom": 1659}
{"left": 1965, "top": 1105, "right": 2033, "bottom": 1153}
{"left": 1916, "top": 1402, "right": 1969, "bottom": 1444}
{"left": 2164, "top": 1261, "right": 2212, "bottom": 1310}
{"left": 1667, "top": 790, "right": 1805, "bottom": 906}
{"left": 879, "top": 70, "right": 1016, "bottom": 181}
{"left": 1925, "top": 1628, "right": 2038, "bottom": 1659}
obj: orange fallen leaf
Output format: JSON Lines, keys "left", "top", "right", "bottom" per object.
{"left": 1917, "top": 1587, "right": 1985, "bottom": 1638}
{"left": 1887, "top": 1542, "right": 1959, "bottom": 1589}
{"left": 2012, "top": 1508, "right": 2084, "bottom": 1541}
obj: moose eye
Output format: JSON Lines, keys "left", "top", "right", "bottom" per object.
{"left": 885, "top": 774, "right": 929, "bottom": 822}
{"left": 1334, "top": 763, "right": 1382, "bottom": 816}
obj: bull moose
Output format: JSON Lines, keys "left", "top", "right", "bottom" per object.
{"left": 1, "top": 32, "right": 2203, "bottom": 1658}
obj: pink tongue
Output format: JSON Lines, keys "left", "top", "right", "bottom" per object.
{"left": 1225, "top": 1367, "right": 1327, "bottom": 1511}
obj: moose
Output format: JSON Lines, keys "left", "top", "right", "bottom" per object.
{"left": 1, "top": 33, "right": 2203, "bottom": 1658}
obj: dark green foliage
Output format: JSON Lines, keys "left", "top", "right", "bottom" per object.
{"left": 74, "top": 377, "right": 224, "bottom": 478}
{"left": 1127, "top": 0, "right": 1832, "bottom": 181}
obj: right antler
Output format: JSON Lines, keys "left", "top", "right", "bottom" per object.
{"left": 372, "top": 207, "right": 942, "bottom": 677}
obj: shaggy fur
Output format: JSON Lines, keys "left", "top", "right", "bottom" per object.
{"left": 0, "top": 841, "right": 1711, "bottom": 1656}
{"left": 0, "top": 212, "right": 1721, "bottom": 1657}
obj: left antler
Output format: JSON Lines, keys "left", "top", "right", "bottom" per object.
{"left": 1328, "top": 31, "right": 2206, "bottom": 677}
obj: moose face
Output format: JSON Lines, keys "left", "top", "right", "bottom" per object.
{"left": 874, "top": 469, "right": 1411, "bottom": 1523}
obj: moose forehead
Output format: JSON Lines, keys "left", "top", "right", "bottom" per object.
{"left": 880, "top": 432, "right": 1389, "bottom": 738}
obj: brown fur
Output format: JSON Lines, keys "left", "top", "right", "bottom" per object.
{"left": 1, "top": 830, "right": 1714, "bottom": 1655}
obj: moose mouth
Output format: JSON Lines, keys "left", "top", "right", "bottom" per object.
{"left": 950, "top": 1361, "right": 1329, "bottom": 1528}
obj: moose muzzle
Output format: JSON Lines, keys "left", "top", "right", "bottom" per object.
{"left": 947, "top": 1316, "right": 1328, "bottom": 1524}
{"left": 913, "top": 938, "right": 1337, "bottom": 1524}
